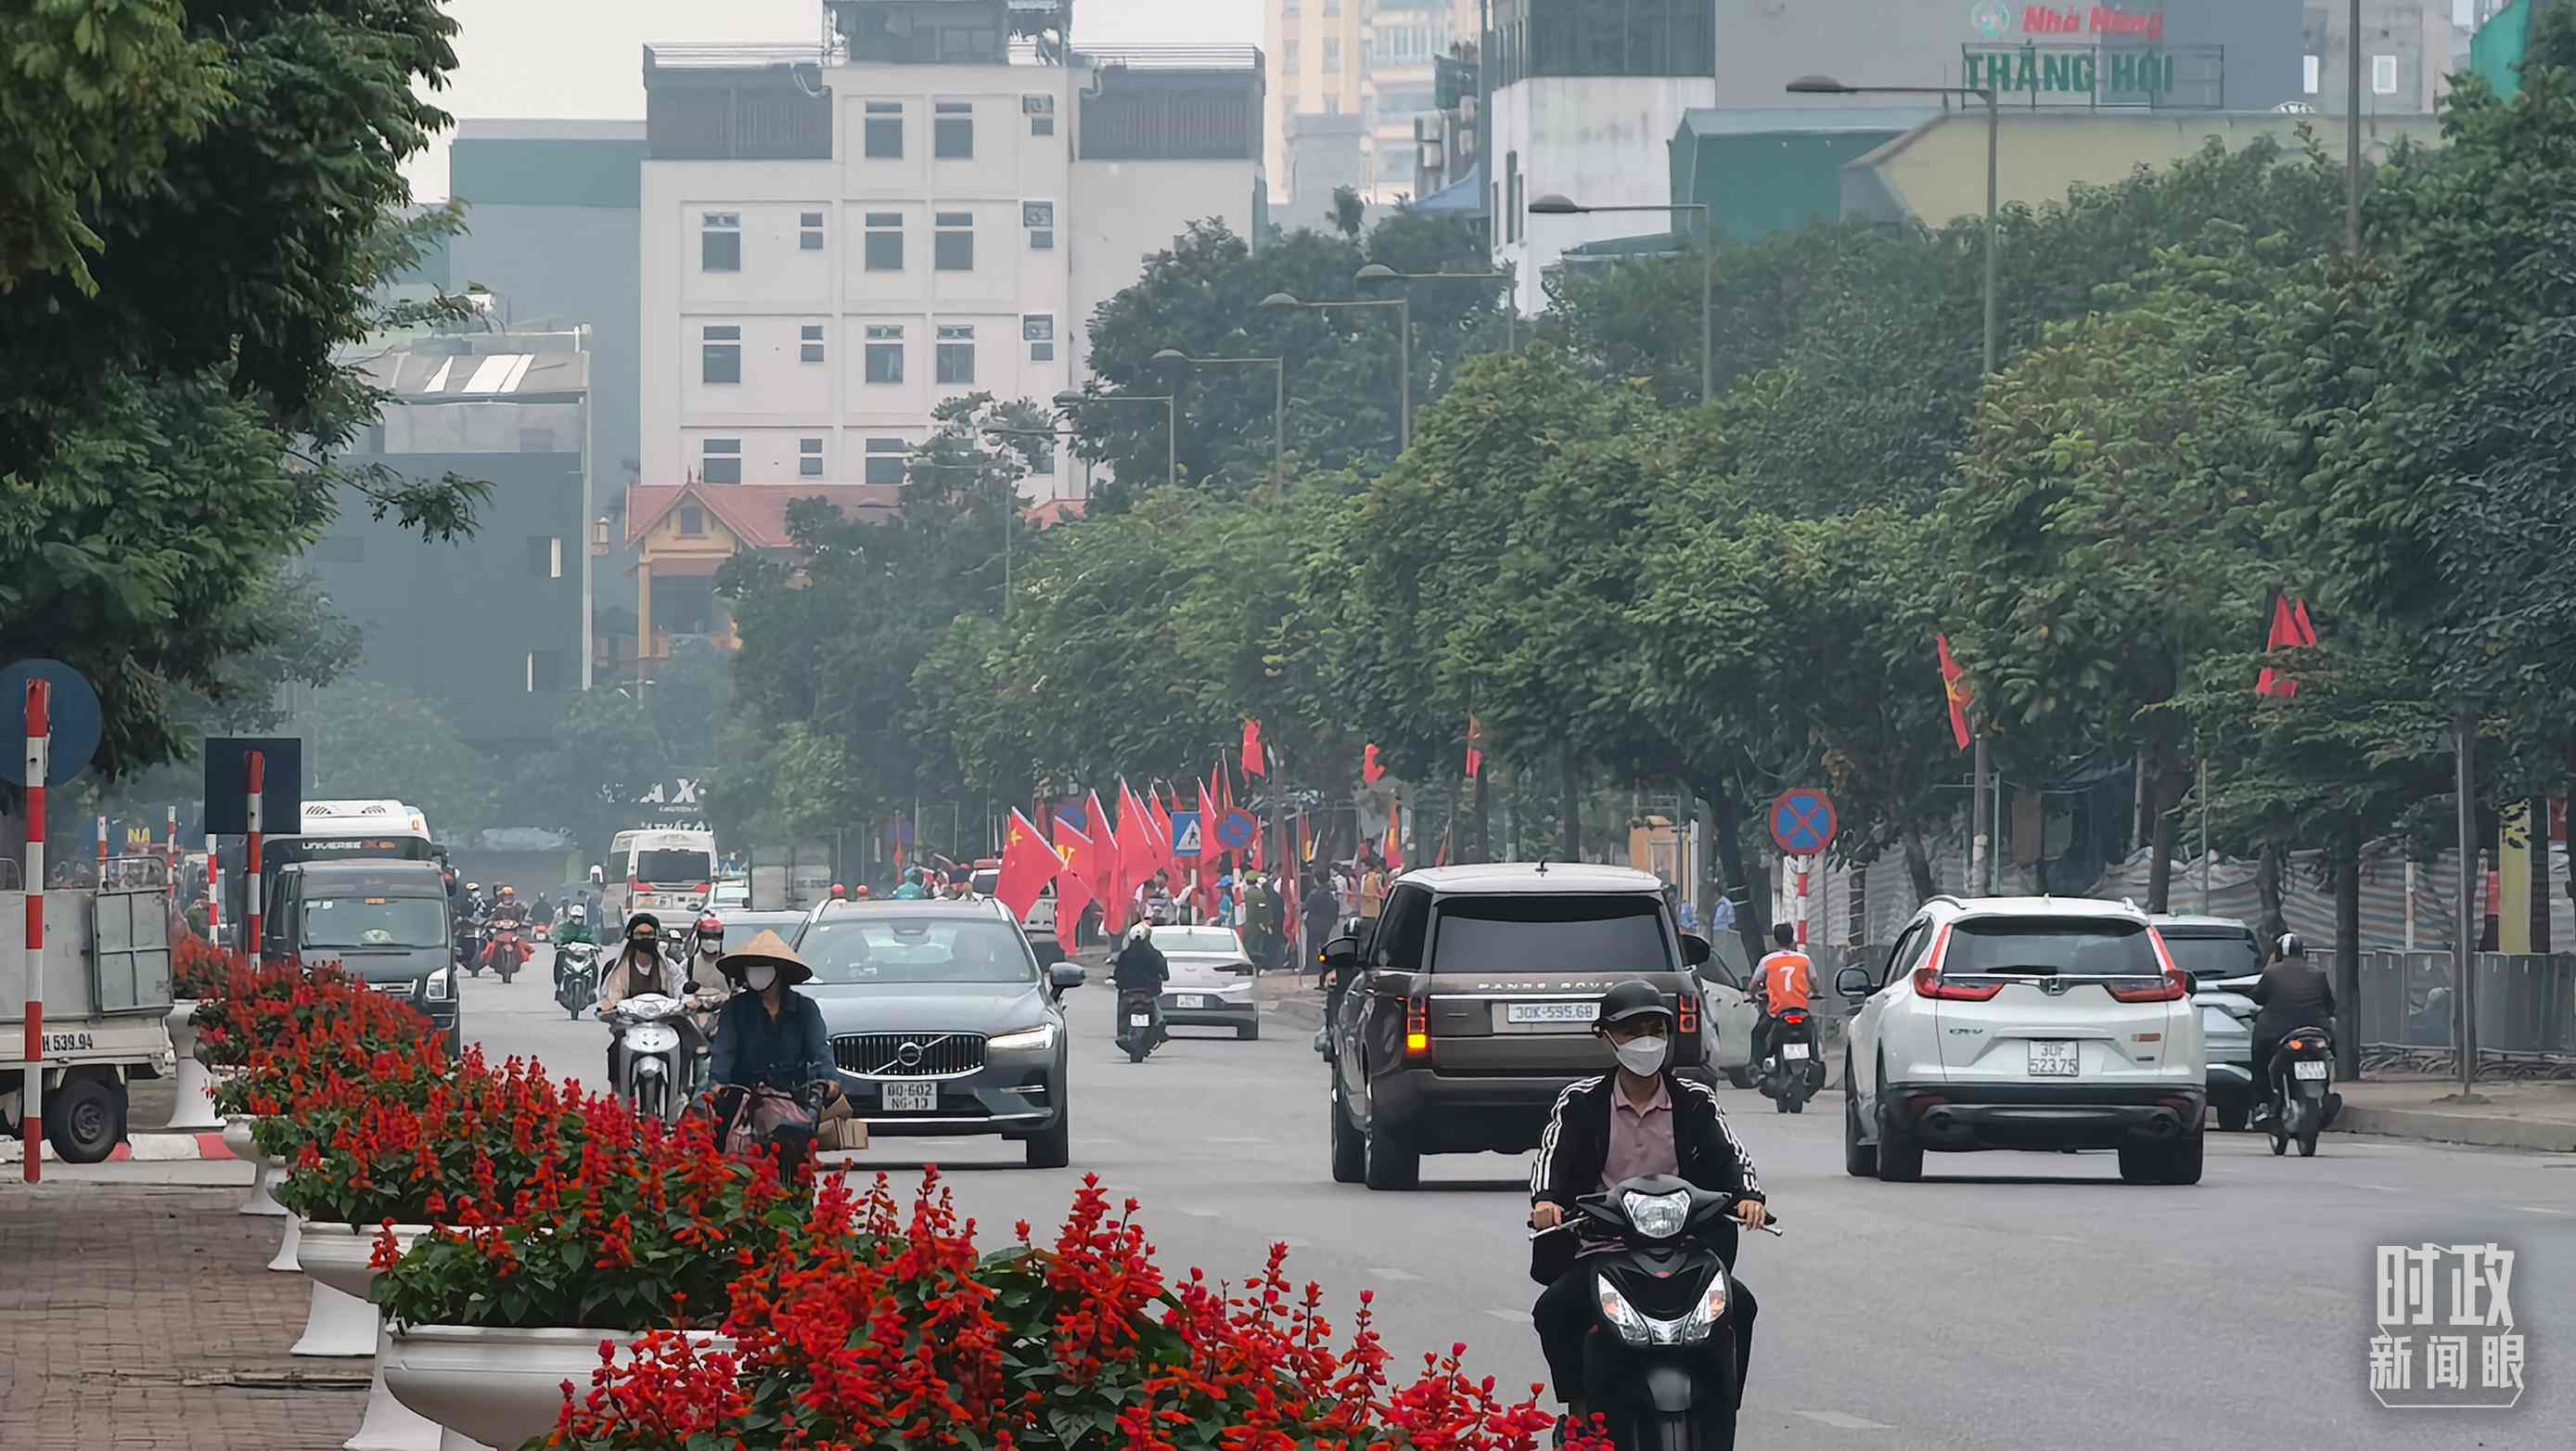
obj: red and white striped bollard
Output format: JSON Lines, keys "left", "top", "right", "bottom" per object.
{"left": 22, "top": 679, "right": 51, "bottom": 1183}
{"left": 245, "top": 752, "right": 265, "bottom": 965}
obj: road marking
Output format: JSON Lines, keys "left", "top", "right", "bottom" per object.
{"left": 2515, "top": 1205, "right": 2574, "bottom": 1217}
{"left": 1174, "top": 1205, "right": 1222, "bottom": 1218}
{"left": 1204, "top": 1136, "right": 1271, "bottom": 1144}
{"left": 2350, "top": 1183, "right": 2407, "bottom": 1194}
{"left": 1794, "top": 1410, "right": 1892, "bottom": 1431}
{"left": 1366, "top": 1265, "right": 1425, "bottom": 1282}
{"left": 1482, "top": 1308, "right": 1531, "bottom": 1325}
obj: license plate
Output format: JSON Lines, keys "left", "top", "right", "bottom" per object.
{"left": 2293, "top": 1059, "right": 2328, "bottom": 1080}
{"left": 1129, "top": 1012, "right": 1151, "bottom": 1027}
{"left": 1783, "top": 1042, "right": 1811, "bottom": 1060}
{"left": 1175, "top": 995, "right": 1208, "bottom": 1008}
{"left": 881, "top": 1083, "right": 937, "bottom": 1112}
{"left": 2028, "top": 1040, "right": 2080, "bottom": 1076}
{"left": 1506, "top": 1001, "right": 1598, "bottom": 1024}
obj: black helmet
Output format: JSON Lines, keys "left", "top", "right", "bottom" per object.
{"left": 625, "top": 912, "right": 662, "bottom": 939}
{"left": 1772, "top": 921, "right": 1796, "bottom": 948}
{"left": 2277, "top": 931, "right": 2304, "bottom": 959}
{"left": 1596, "top": 981, "right": 1675, "bottom": 1030}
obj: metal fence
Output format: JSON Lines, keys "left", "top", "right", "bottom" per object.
{"left": 2358, "top": 950, "right": 2576, "bottom": 1057}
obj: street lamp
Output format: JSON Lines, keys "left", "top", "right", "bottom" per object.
{"left": 1052, "top": 389, "right": 1177, "bottom": 490}
{"left": 1789, "top": 71, "right": 2002, "bottom": 894}
{"left": 979, "top": 424, "right": 1083, "bottom": 612}
{"left": 1527, "top": 193, "right": 1713, "bottom": 404}
{"left": 1151, "top": 347, "right": 1288, "bottom": 502}
{"left": 1260, "top": 290, "right": 1411, "bottom": 451}
{"left": 1354, "top": 261, "right": 1517, "bottom": 353}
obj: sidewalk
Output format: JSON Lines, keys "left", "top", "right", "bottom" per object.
{"left": 0, "top": 1181, "right": 365, "bottom": 1449}
{"left": 2330, "top": 1074, "right": 2576, "bottom": 1153}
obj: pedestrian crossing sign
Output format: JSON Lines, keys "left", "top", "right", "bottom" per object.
{"left": 1170, "top": 811, "right": 1203, "bottom": 857}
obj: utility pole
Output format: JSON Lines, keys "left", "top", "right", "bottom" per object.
{"left": 2346, "top": 0, "right": 2363, "bottom": 257}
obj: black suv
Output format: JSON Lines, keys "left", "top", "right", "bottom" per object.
{"left": 265, "top": 860, "right": 462, "bottom": 1059}
{"left": 1319, "top": 863, "right": 1715, "bottom": 1190}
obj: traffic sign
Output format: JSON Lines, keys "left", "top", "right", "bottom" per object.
{"left": 1214, "top": 808, "right": 1258, "bottom": 852}
{"left": 1768, "top": 789, "right": 1838, "bottom": 857}
{"left": 1170, "top": 811, "right": 1203, "bottom": 858}
{"left": 0, "top": 660, "right": 102, "bottom": 787}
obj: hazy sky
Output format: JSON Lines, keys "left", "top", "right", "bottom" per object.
{"left": 404, "top": 0, "right": 1262, "bottom": 199}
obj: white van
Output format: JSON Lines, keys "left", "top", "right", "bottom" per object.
{"left": 606, "top": 828, "right": 719, "bottom": 920}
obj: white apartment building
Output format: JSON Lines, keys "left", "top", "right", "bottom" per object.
{"left": 1267, "top": 0, "right": 1480, "bottom": 205}
{"left": 639, "top": 0, "right": 1265, "bottom": 496}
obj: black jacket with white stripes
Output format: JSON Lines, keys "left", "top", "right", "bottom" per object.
{"left": 1530, "top": 1072, "right": 1764, "bottom": 1213}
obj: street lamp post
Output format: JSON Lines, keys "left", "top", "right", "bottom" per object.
{"left": 1052, "top": 390, "right": 1177, "bottom": 490}
{"left": 980, "top": 424, "right": 1083, "bottom": 611}
{"left": 1526, "top": 195, "right": 1712, "bottom": 404}
{"left": 1259, "top": 291, "right": 1411, "bottom": 451}
{"left": 1788, "top": 72, "right": 2002, "bottom": 892}
{"left": 1150, "top": 349, "right": 1287, "bottom": 502}
{"left": 1353, "top": 262, "right": 1517, "bottom": 353}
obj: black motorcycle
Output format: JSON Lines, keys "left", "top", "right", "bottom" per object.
{"left": 457, "top": 916, "right": 488, "bottom": 978}
{"left": 1754, "top": 1008, "right": 1824, "bottom": 1113}
{"left": 2265, "top": 1024, "right": 2342, "bottom": 1158}
{"left": 554, "top": 941, "right": 600, "bottom": 1021}
{"left": 1117, "top": 987, "right": 1166, "bottom": 1063}
{"left": 1536, "top": 1175, "right": 1778, "bottom": 1451}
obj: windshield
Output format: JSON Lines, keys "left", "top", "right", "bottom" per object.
{"left": 1156, "top": 927, "right": 1243, "bottom": 955}
{"left": 301, "top": 895, "right": 447, "bottom": 950}
{"left": 2161, "top": 931, "right": 2262, "bottom": 982}
{"left": 798, "top": 916, "right": 1036, "bottom": 984}
{"left": 635, "top": 849, "right": 713, "bottom": 884}
{"left": 1946, "top": 918, "right": 2157, "bottom": 975}
{"left": 1429, "top": 895, "right": 1670, "bottom": 973}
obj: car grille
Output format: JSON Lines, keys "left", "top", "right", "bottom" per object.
{"left": 832, "top": 1033, "right": 986, "bottom": 1077}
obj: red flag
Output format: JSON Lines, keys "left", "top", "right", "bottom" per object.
{"left": 1241, "top": 718, "right": 1267, "bottom": 777}
{"left": 994, "top": 809, "right": 1062, "bottom": 920}
{"left": 1363, "top": 743, "right": 1386, "bottom": 784}
{"left": 1085, "top": 791, "right": 1126, "bottom": 935}
{"left": 1153, "top": 789, "right": 1181, "bottom": 876}
{"left": 1118, "top": 782, "right": 1160, "bottom": 914}
{"left": 1935, "top": 634, "right": 1973, "bottom": 752}
{"left": 1250, "top": 813, "right": 1265, "bottom": 872}
{"left": 1465, "top": 715, "right": 1484, "bottom": 779}
{"left": 2255, "top": 595, "right": 2311, "bottom": 699}
{"left": 1053, "top": 817, "right": 1096, "bottom": 942}
{"left": 1383, "top": 802, "right": 1404, "bottom": 873}
{"left": 1298, "top": 814, "right": 1315, "bottom": 865}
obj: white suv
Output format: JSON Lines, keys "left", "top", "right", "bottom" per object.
{"left": 1837, "top": 895, "right": 2207, "bottom": 1185}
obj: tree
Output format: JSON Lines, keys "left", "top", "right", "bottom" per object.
{"left": 301, "top": 684, "right": 493, "bottom": 829}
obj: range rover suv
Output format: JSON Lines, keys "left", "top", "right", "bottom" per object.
{"left": 1319, "top": 864, "right": 1716, "bottom": 1190}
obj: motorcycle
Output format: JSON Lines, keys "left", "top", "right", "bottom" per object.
{"left": 2265, "top": 1024, "right": 2342, "bottom": 1158}
{"left": 1117, "top": 987, "right": 1166, "bottom": 1063}
{"left": 1754, "top": 1008, "right": 1824, "bottom": 1114}
{"left": 481, "top": 920, "right": 530, "bottom": 983}
{"left": 555, "top": 941, "right": 600, "bottom": 1021}
{"left": 1534, "top": 1175, "right": 1779, "bottom": 1451}
{"left": 458, "top": 916, "right": 488, "bottom": 977}
{"left": 606, "top": 993, "right": 695, "bottom": 1124}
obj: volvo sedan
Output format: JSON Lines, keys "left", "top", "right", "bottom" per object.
{"left": 792, "top": 900, "right": 1083, "bottom": 1167}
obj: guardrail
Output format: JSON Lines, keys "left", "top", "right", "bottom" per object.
{"left": 2359, "top": 949, "right": 2576, "bottom": 1056}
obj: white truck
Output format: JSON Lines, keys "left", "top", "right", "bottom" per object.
{"left": 1, "top": 861, "right": 178, "bottom": 1162}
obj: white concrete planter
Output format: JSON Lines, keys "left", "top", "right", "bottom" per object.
{"left": 223, "top": 1115, "right": 288, "bottom": 1218}
{"left": 297, "top": 1223, "right": 442, "bottom": 1451}
{"left": 269, "top": 1211, "right": 304, "bottom": 1274}
{"left": 164, "top": 1000, "right": 222, "bottom": 1130}
{"left": 385, "top": 1325, "right": 733, "bottom": 1451}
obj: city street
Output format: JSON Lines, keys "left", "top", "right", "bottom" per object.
{"left": 458, "top": 947, "right": 2573, "bottom": 1451}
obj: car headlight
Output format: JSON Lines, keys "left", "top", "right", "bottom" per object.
{"left": 426, "top": 969, "right": 452, "bottom": 1002}
{"left": 1621, "top": 1188, "right": 1691, "bottom": 1240}
{"left": 987, "top": 1022, "right": 1058, "bottom": 1053}
{"left": 1596, "top": 1273, "right": 1725, "bottom": 1347}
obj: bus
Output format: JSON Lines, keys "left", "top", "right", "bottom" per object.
{"left": 225, "top": 799, "right": 441, "bottom": 936}
{"left": 605, "top": 828, "right": 719, "bottom": 921}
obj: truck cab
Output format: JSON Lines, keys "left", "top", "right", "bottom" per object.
{"left": 2, "top": 859, "right": 178, "bottom": 1162}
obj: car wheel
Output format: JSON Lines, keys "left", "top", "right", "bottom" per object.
{"left": 1025, "top": 1108, "right": 1071, "bottom": 1169}
{"left": 1724, "top": 1067, "right": 1755, "bottom": 1090}
{"left": 1362, "top": 1102, "right": 1418, "bottom": 1191}
{"left": 1842, "top": 1059, "right": 1878, "bottom": 1178}
{"left": 1874, "top": 1059, "right": 1922, "bottom": 1183}
{"left": 1329, "top": 1082, "right": 1365, "bottom": 1185}
{"left": 2217, "top": 1105, "right": 2249, "bottom": 1133}
{"left": 45, "top": 1071, "right": 124, "bottom": 1164}
{"left": 2165, "top": 1124, "right": 2208, "bottom": 1183}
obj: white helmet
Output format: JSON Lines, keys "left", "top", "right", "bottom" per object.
{"left": 1125, "top": 922, "right": 1153, "bottom": 946}
{"left": 568, "top": 904, "right": 586, "bottom": 921}
{"left": 589, "top": 864, "right": 605, "bottom": 884}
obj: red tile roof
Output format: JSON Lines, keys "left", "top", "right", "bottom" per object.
{"left": 625, "top": 482, "right": 903, "bottom": 550}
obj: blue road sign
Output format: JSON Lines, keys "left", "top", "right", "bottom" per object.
{"left": 1170, "top": 811, "right": 1203, "bottom": 858}
{"left": 1214, "top": 809, "right": 1258, "bottom": 852}
{"left": 0, "top": 659, "right": 103, "bottom": 787}
{"left": 1769, "top": 789, "right": 1838, "bottom": 856}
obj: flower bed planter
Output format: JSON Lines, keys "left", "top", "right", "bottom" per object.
{"left": 221, "top": 1115, "right": 288, "bottom": 1218}
{"left": 300, "top": 1224, "right": 440, "bottom": 1451}
{"left": 385, "top": 1326, "right": 732, "bottom": 1451}
{"left": 164, "top": 1000, "right": 222, "bottom": 1131}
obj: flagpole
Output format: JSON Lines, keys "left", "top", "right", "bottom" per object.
{"left": 1970, "top": 726, "right": 1990, "bottom": 897}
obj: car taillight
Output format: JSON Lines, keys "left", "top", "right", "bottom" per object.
{"left": 1913, "top": 966, "right": 2005, "bottom": 1002}
{"left": 1678, "top": 993, "right": 1698, "bottom": 1036}
{"left": 2107, "top": 967, "right": 2189, "bottom": 1003}
{"left": 1405, "top": 995, "right": 1430, "bottom": 1058}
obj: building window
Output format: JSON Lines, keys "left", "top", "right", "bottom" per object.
{"left": 701, "top": 325, "right": 741, "bottom": 384}
{"left": 1325, "top": 91, "right": 1340, "bottom": 115}
{"left": 801, "top": 323, "right": 826, "bottom": 364}
{"left": 678, "top": 506, "right": 705, "bottom": 536}
{"left": 865, "top": 436, "right": 907, "bottom": 485}
{"left": 1024, "top": 93, "right": 1054, "bottom": 135}
{"left": 936, "top": 325, "right": 975, "bottom": 385}
{"left": 1023, "top": 199, "right": 1055, "bottom": 251}
{"left": 1024, "top": 313, "right": 1055, "bottom": 363}
{"left": 528, "top": 650, "right": 567, "bottom": 692}
{"left": 934, "top": 211, "right": 974, "bottom": 271}
{"left": 865, "top": 325, "right": 904, "bottom": 384}
{"left": 2302, "top": 54, "right": 2320, "bottom": 95}
{"left": 1324, "top": 0, "right": 1339, "bottom": 14}
{"left": 865, "top": 100, "right": 903, "bottom": 158}
{"left": 1285, "top": 0, "right": 1299, "bottom": 12}
{"left": 1284, "top": 41, "right": 1300, "bottom": 71}
{"left": 865, "top": 212, "right": 903, "bottom": 271}
{"left": 799, "top": 211, "right": 825, "bottom": 250}
{"left": 934, "top": 101, "right": 974, "bottom": 159}
{"left": 2373, "top": 54, "right": 2398, "bottom": 96}
{"left": 1323, "top": 37, "right": 1339, "bottom": 73}
{"left": 800, "top": 437, "right": 826, "bottom": 478}
{"left": 527, "top": 535, "right": 563, "bottom": 579}
{"left": 699, "top": 438, "right": 741, "bottom": 485}
{"left": 700, "top": 212, "right": 740, "bottom": 272}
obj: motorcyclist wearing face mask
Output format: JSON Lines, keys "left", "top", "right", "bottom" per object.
{"left": 706, "top": 930, "right": 839, "bottom": 1098}
{"left": 1527, "top": 981, "right": 1767, "bottom": 1426}
{"left": 598, "top": 913, "right": 715, "bottom": 1085}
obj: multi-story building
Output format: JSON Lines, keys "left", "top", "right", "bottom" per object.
{"left": 638, "top": 0, "right": 1264, "bottom": 495}
{"left": 2300, "top": 1, "right": 2459, "bottom": 115}
{"left": 1267, "top": 0, "right": 1480, "bottom": 206}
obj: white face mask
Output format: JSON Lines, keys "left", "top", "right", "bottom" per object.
{"left": 1612, "top": 1034, "right": 1671, "bottom": 1077}
{"left": 743, "top": 964, "right": 778, "bottom": 992}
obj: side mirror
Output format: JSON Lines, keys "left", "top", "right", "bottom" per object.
{"left": 1319, "top": 934, "right": 1360, "bottom": 970}
{"left": 1031, "top": 936, "right": 1067, "bottom": 968}
{"left": 1835, "top": 966, "right": 1873, "bottom": 999}
{"left": 1680, "top": 932, "right": 1713, "bottom": 968}
{"left": 1048, "top": 962, "right": 1085, "bottom": 993}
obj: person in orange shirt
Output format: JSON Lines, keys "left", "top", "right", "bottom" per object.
{"left": 1749, "top": 922, "right": 1813, "bottom": 1069}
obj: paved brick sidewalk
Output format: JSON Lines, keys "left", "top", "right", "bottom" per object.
{"left": 0, "top": 1183, "right": 365, "bottom": 1449}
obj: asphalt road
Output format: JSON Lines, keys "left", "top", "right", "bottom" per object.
{"left": 455, "top": 947, "right": 2572, "bottom": 1450}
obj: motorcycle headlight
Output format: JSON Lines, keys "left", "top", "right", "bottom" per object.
{"left": 1596, "top": 1273, "right": 1726, "bottom": 1347}
{"left": 988, "top": 1022, "right": 1058, "bottom": 1053}
{"left": 1621, "top": 1188, "right": 1692, "bottom": 1241}
{"left": 426, "top": 969, "right": 452, "bottom": 1002}
{"left": 1596, "top": 1276, "right": 1655, "bottom": 1345}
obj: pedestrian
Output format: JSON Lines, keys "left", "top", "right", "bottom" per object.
{"left": 1358, "top": 857, "right": 1387, "bottom": 923}
{"left": 1239, "top": 873, "right": 1275, "bottom": 969}
{"left": 1301, "top": 872, "right": 1340, "bottom": 984}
